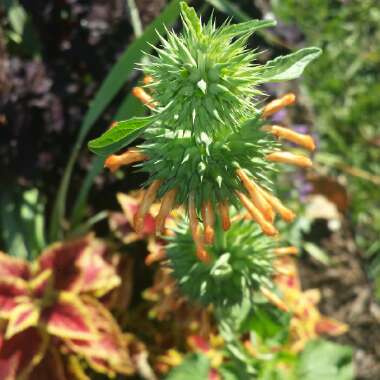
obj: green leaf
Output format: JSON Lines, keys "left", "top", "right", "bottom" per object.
{"left": 50, "top": 0, "right": 182, "bottom": 242}
{"left": 297, "top": 340, "right": 354, "bottom": 380}
{"left": 222, "top": 19, "right": 277, "bottom": 37}
{"left": 20, "top": 189, "right": 46, "bottom": 258}
{"left": 70, "top": 156, "right": 105, "bottom": 225}
{"left": 304, "top": 242, "right": 331, "bottom": 265}
{"left": 180, "top": 2, "right": 202, "bottom": 35}
{"left": 165, "top": 354, "right": 210, "bottom": 380}
{"left": 70, "top": 93, "right": 145, "bottom": 226}
{"left": 261, "top": 47, "right": 322, "bottom": 83}
{"left": 0, "top": 187, "right": 46, "bottom": 260}
{"left": 88, "top": 116, "right": 154, "bottom": 156}
{"left": 0, "top": 189, "right": 28, "bottom": 260}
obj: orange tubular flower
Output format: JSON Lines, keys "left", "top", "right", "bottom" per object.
{"left": 131, "top": 86, "right": 157, "bottom": 109}
{"left": 262, "top": 93, "right": 296, "bottom": 118}
{"left": 236, "top": 169, "right": 275, "bottom": 222}
{"left": 257, "top": 187, "right": 296, "bottom": 222}
{"left": 155, "top": 188, "right": 178, "bottom": 234}
{"left": 143, "top": 75, "right": 154, "bottom": 85}
{"left": 189, "top": 194, "right": 210, "bottom": 263}
{"left": 218, "top": 201, "right": 231, "bottom": 231}
{"left": 202, "top": 201, "right": 216, "bottom": 244}
{"left": 265, "top": 125, "right": 316, "bottom": 151}
{"left": 104, "top": 148, "right": 148, "bottom": 173}
{"left": 236, "top": 191, "right": 278, "bottom": 236}
{"left": 260, "top": 287, "right": 289, "bottom": 313}
{"left": 266, "top": 151, "right": 313, "bottom": 168}
{"left": 274, "top": 246, "right": 299, "bottom": 256}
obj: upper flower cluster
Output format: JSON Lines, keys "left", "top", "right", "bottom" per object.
{"left": 89, "top": 2, "right": 320, "bottom": 262}
{"left": 143, "top": 4, "right": 264, "bottom": 137}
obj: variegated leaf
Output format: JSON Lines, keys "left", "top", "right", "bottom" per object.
{"left": 0, "top": 252, "right": 30, "bottom": 280}
{"left": 41, "top": 293, "right": 95, "bottom": 340}
{"left": 0, "top": 327, "right": 48, "bottom": 380}
{"left": 0, "top": 278, "right": 28, "bottom": 319}
{"left": 5, "top": 302, "right": 40, "bottom": 339}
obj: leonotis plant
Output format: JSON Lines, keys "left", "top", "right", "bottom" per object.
{"left": 89, "top": 2, "right": 320, "bottom": 299}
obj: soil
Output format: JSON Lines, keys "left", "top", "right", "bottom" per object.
{"left": 299, "top": 220, "right": 380, "bottom": 380}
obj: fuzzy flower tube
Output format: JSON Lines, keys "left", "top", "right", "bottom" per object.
{"left": 89, "top": 3, "right": 320, "bottom": 264}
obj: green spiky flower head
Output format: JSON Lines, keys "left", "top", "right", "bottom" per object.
{"left": 167, "top": 217, "right": 276, "bottom": 307}
{"left": 88, "top": 2, "right": 321, "bottom": 253}
{"left": 144, "top": 3, "right": 273, "bottom": 137}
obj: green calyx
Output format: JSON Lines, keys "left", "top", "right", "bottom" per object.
{"left": 167, "top": 217, "right": 276, "bottom": 307}
{"left": 138, "top": 115, "right": 279, "bottom": 213}
{"left": 144, "top": 3, "right": 270, "bottom": 136}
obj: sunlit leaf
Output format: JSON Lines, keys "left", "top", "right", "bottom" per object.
{"left": 297, "top": 340, "right": 354, "bottom": 380}
{"left": 261, "top": 47, "right": 322, "bottom": 82}
{"left": 165, "top": 354, "right": 211, "bottom": 380}
{"left": 222, "top": 19, "right": 276, "bottom": 37}
{"left": 88, "top": 116, "right": 155, "bottom": 156}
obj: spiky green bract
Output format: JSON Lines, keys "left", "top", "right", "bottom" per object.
{"left": 143, "top": 3, "right": 273, "bottom": 137}
{"left": 166, "top": 218, "right": 276, "bottom": 307}
{"left": 138, "top": 115, "right": 279, "bottom": 213}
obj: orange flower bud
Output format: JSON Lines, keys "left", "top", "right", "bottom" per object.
{"left": 260, "top": 287, "right": 289, "bottom": 312}
{"left": 274, "top": 246, "right": 299, "bottom": 256}
{"left": 132, "top": 87, "right": 157, "bottom": 109}
{"left": 218, "top": 201, "right": 231, "bottom": 231}
{"left": 143, "top": 75, "right": 154, "bottom": 85}
{"left": 266, "top": 125, "right": 316, "bottom": 151}
{"left": 189, "top": 194, "right": 211, "bottom": 263}
{"left": 257, "top": 187, "right": 296, "bottom": 222}
{"left": 104, "top": 148, "right": 148, "bottom": 172}
{"left": 236, "top": 169, "right": 275, "bottom": 222}
{"left": 202, "top": 201, "right": 215, "bottom": 244}
{"left": 236, "top": 191, "right": 278, "bottom": 236}
{"left": 262, "top": 93, "right": 296, "bottom": 118}
{"left": 266, "top": 151, "right": 312, "bottom": 168}
{"left": 155, "top": 188, "right": 177, "bottom": 233}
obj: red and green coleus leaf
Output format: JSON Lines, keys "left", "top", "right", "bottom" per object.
{"left": 37, "top": 237, "right": 91, "bottom": 293}
{"left": 41, "top": 292, "right": 96, "bottom": 341}
{"left": 28, "top": 347, "right": 71, "bottom": 380}
{"left": 108, "top": 212, "right": 140, "bottom": 245}
{"left": 5, "top": 302, "right": 40, "bottom": 339}
{"left": 36, "top": 236, "right": 119, "bottom": 297}
{"left": 29, "top": 269, "right": 54, "bottom": 299}
{"left": 0, "top": 252, "right": 30, "bottom": 281}
{"left": 0, "top": 278, "right": 29, "bottom": 319}
{"left": 0, "top": 327, "right": 48, "bottom": 380}
{"left": 117, "top": 192, "right": 156, "bottom": 235}
{"left": 64, "top": 296, "right": 134, "bottom": 376}
{"left": 76, "top": 240, "right": 120, "bottom": 298}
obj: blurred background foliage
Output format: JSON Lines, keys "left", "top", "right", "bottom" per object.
{"left": 271, "top": 0, "right": 380, "bottom": 294}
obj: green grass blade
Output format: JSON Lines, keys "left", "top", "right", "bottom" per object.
{"left": 0, "top": 187, "right": 46, "bottom": 260}
{"left": 205, "top": 0, "right": 250, "bottom": 21}
{"left": 49, "top": 0, "right": 183, "bottom": 242}
{"left": 70, "top": 93, "right": 145, "bottom": 226}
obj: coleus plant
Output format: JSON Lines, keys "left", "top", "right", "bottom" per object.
{"left": 88, "top": 2, "right": 321, "bottom": 264}
{"left": 0, "top": 235, "right": 133, "bottom": 379}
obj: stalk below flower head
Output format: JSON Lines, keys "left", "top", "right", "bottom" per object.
{"left": 91, "top": 2, "right": 321, "bottom": 261}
